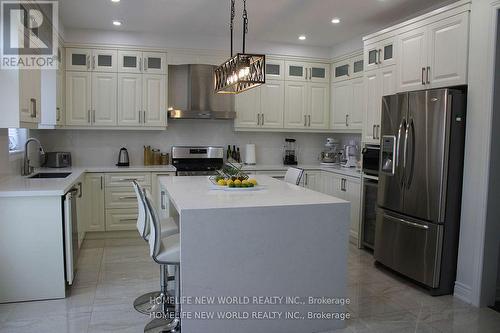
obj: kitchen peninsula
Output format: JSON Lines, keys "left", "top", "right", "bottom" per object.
{"left": 159, "top": 175, "right": 350, "bottom": 333}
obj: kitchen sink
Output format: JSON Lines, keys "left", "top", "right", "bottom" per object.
{"left": 29, "top": 172, "right": 72, "bottom": 179}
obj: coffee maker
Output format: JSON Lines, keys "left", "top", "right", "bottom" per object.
{"left": 283, "top": 138, "right": 297, "bottom": 165}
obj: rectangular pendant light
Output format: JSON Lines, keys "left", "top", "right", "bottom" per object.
{"left": 214, "top": 53, "right": 266, "bottom": 94}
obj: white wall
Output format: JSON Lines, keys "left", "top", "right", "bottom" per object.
{"left": 64, "top": 29, "right": 332, "bottom": 59}
{"left": 32, "top": 123, "right": 360, "bottom": 167}
{"left": 330, "top": 38, "right": 363, "bottom": 59}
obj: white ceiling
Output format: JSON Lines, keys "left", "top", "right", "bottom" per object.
{"left": 60, "top": 0, "right": 452, "bottom": 48}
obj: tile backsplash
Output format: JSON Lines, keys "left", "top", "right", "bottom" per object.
{"left": 33, "top": 120, "right": 361, "bottom": 167}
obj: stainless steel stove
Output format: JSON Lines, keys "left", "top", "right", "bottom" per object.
{"left": 171, "top": 146, "right": 224, "bottom": 176}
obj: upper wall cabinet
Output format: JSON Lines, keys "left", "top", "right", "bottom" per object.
{"left": 332, "top": 53, "right": 364, "bottom": 82}
{"left": 66, "top": 48, "right": 117, "bottom": 72}
{"left": 364, "top": 38, "right": 396, "bottom": 72}
{"left": 285, "top": 61, "right": 330, "bottom": 83}
{"left": 397, "top": 12, "right": 469, "bottom": 92}
{"left": 118, "top": 51, "right": 167, "bottom": 74}
{"left": 265, "top": 58, "right": 285, "bottom": 81}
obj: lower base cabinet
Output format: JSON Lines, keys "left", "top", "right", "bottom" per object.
{"left": 322, "top": 171, "right": 361, "bottom": 244}
{"left": 105, "top": 208, "right": 139, "bottom": 231}
{"left": 301, "top": 170, "right": 322, "bottom": 191}
{"left": 85, "top": 173, "right": 105, "bottom": 232}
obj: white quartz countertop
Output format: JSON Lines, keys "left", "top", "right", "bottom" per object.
{"left": 160, "top": 175, "right": 347, "bottom": 212}
{"left": 0, "top": 165, "right": 177, "bottom": 197}
{"left": 242, "top": 163, "right": 361, "bottom": 178}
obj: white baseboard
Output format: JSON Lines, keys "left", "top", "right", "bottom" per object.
{"left": 454, "top": 281, "right": 472, "bottom": 304}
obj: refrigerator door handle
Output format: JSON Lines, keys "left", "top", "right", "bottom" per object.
{"left": 384, "top": 214, "right": 429, "bottom": 230}
{"left": 405, "top": 118, "right": 415, "bottom": 189}
{"left": 396, "top": 118, "right": 407, "bottom": 186}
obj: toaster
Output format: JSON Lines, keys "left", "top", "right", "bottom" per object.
{"left": 45, "top": 152, "right": 72, "bottom": 168}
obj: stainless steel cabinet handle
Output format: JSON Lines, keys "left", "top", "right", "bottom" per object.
{"left": 139, "top": 57, "right": 142, "bottom": 72}
{"left": 372, "top": 125, "right": 376, "bottom": 138}
{"left": 308, "top": 115, "right": 311, "bottom": 127}
{"left": 378, "top": 49, "right": 382, "bottom": 64}
{"left": 100, "top": 176, "right": 103, "bottom": 190}
{"left": 78, "top": 182, "right": 83, "bottom": 198}
{"left": 143, "top": 111, "right": 146, "bottom": 124}
{"left": 88, "top": 110, "right": 91, "bottom": 123}
{"left": 56, "top": 107, "right": 60, "bottom": 121}
{"left": 86, "top": 55, "right": 90, "bottom": 70}
{"left": 144, "top": 57, "right": 148, "bottom": 71}
{"left": 421, "top": 67, "right": 426, "bottom": 85}
{"left": 120, "top": 218, "right": 137, "bottom": 222}
{"left": 376, "top": 125, "right": 380, "bottom": 139}
{"left": 92, "top": 55, "right": 96, "bottom": 70}
{"left": 309, "top": 68, "right": 312, "bottom": 80}
{"left": 426, "top": 66, "right": 430, "bottom": 84}
{"left": 345, "top": 114, "right": 348, "bottom": 127}
{"left": 119, "top": 196, "right": 136, "bottom": 200}
{"left": 261, "top": 113, "right": 264, "bottom": 126}
{"left": 257, "top": 114, "right": 260, "bottom": 126}
{"left": 30, "top": 98, "right": 36, "bottom": 118}
{"left": 118, "top": 178, "right": 139, "bottom": 181}
{"left": 92, "top": 110, "right": 96, "bottom": 123}
{"left": 161, "top": 190, "right": 166, "bottom": 210}
{"left": 304, "top": 115, "right": 307, "bottom": 127}
{"left": 138, "top": 110, "right": 142, "bottom": 123}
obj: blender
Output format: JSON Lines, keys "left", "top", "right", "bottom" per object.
{"left": 283, "top": 138, "right": 298, "bottom": 165}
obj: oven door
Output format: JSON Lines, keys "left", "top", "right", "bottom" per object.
{"left": 362, "top": 145, "right": 380, "bottom": 176}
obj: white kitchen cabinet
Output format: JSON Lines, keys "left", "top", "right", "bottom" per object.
{"left": 143, "top": 52, "right": 167, "bottom": 75}
{"left": 284, "top": 81, "right": 308, "bottom": 128}
{"left": 235, "top": 86, "right": 260, "bottom": 128}
{"left": 105, "top": 209, "right": 139, "bottom": 231}
{"left": 363, "top": 66, "right": 396, "bottom": 143}
{"left": 397, "top": 11, "right": 469, "bottom": 92}
{"left": 308, "top": 83, "right": 329, "bottom": 129}
{"left": 265, "top": 58, "right": 285, "bottom": 81}
{"left": 330, "top": 78, "right": 364, "bottom": 130}
{"left": 364, "top": 37, "right": 396, "bottom": 72}
{"left": 152, "top": 173, "right": 176, "bottom": 219}
{"left": 427, "top": 13, "right": 469, "bottom": 88}
{"left": 142, "top": 74, "right": 167, "bottom": 127}
{"left": 91, "top": 72, "right": 117, "bottom": 126}
{"left": 19, "top": 68, "right": 41, "bottom": 124}
{"left": 397, "top": 27, "right": 428, "bottom": 92}
{"left": 284, "top": 81, "right": 329, "bottom": 130}
{"left": 118, "top": 50, "right": 167, "bottom": 74}
{"left": 66, "top": 48, "right": 117, "bottom": 72}
{"left": 322, "top": 171, "right": 361, "bottom": 243}
{"left": 332, "top": 54, "right": 364, "bottom": 82}
{"left": 118, "top": 73, "right": 142, "bottom": 126}
{"left": 65, "top": 71, "right": 92, "bottom": 126}
{"left": 260, "top": 80, "right": 284, "bottom": 128}
{"left": 301, "top": 170, "right": 322, "bottom": 192}
{"left": 85, "top": 174, "right": 105, "bottom": 232}
{"left": 285, "top": 61, "right": 329, "bottom": 83}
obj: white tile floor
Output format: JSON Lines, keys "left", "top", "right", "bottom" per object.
{"left": 1, "top": 236, "right": 500, "bottom": 333}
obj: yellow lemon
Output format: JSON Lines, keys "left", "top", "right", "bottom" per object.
{"left": 241, "top": 179, "right": 248, "bottom": 185}
{"left": 234, "top": 179, "right": 241, "bottom": 185}
{"left": 226, "top": 179, "right": 234, "bottom": 185}
{"left": 217, "top": 179, "right": 226, "bottom": 186}
{"left": 248, "top": 178, "right": 258, "bottom": 185}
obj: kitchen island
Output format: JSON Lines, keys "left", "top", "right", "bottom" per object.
{"left": 159, "top": 175, "right": 351, "bottom": 333}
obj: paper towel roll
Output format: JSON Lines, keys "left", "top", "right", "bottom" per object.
{"left": 245, "top": 144, "right": 256, "bottom": 165}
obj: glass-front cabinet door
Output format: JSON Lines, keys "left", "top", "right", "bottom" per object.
{"left": 309, "top": 63, "right": 329, "bottom": 83}
{"left": 364, "top": 43, "right": 380, "bottom": 71}
{"left": 351, "top": 54, "right": 364, "bottom": 78}
{"left": 66, "top": 48, "right": 91, "bottom": 71}
{"left": 332, "top": 60, "right": 350, "bottom": 82}
{"left": 265, "top": 58, "right": 284, "bottom": 81}
{"left": 118, "top": 50, "right": 142, "bottom": 73}
{"left": 379, "top": 38, "right": 396, "bottom": 67}
{"left": 92, "top": 49, "right": 117, "bottom": 72}
{"left": 142, "top": 52, "right": 167, "bottom": 74}
{"left": 285, "top": 61, "right": 307, "bottom": 81}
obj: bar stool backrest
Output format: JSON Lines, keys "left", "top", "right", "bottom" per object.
{"left": 284, "top": 167, "right": 304, "bottom": 185}
{"left": 143, "top": 189, "right": 162, "bottom": 260}
{"left": 132, "top": 181, "right": 149, "bottom": 240}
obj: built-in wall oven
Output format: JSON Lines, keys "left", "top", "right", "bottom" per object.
{"left": 361, "top": 145, "right": 380, "bottom": 249}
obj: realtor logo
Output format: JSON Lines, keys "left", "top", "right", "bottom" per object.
{"left": 1, "top": 0, "right": 58, "bottom": 69}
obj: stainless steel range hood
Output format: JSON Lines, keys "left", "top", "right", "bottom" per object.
{"left": 168, "top": 64, "right": 235, "bottom": 119}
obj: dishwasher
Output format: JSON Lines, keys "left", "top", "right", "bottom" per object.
{"left": 63, "top": 186, "right": 79, "bottom": 285}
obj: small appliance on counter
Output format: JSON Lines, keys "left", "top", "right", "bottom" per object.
{"left": 45, "top": 152, "right": 72, "bottom": 168}
{"left": 283, "top": 138, "right": 297, "bottom": 165}
{"left": 116, "top": 147, "right": 130, "bottom": 167}
{"left": 320, "top": 138, "right": 341, "bottom": 166}
{"left": 245, "top": 144, "right": 256, "bottom": 165}
{"left": 341, "top": 142, "right": 359, "bottom": 168}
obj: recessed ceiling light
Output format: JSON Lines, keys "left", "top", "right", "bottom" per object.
{"left": 112, "top": 20, "right": 122, "bottom": 26}
{"left": 331, "top": 17, "right": 340, "bottom": 24}
{"left": 111, "top": 0, "right": 120, "bottom": 3}
{"left": 298, "top": 35, "right": 306, "bottom": 40}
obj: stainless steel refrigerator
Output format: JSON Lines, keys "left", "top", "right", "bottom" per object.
{"left": 375, "top": 88, "right": 466, "bottom": 295}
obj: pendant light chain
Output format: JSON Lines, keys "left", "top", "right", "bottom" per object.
{"left": 242, "top": 0, "right": 248, "bottom": 53}
{"left": 230, "top": 0, "right": 235, "bottom": 57}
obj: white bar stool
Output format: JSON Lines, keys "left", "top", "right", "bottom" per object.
{"left": 132, "top": 181, "right": 179, "bottom": 315}
{"left": 284, "top": 167, "right": 304, "bottom": 185}
{"left": 143, "top": 189, "right": 181, "bottom": 333}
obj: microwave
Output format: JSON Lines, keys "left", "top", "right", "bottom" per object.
{"left": 361, "top": 145, "right": 380, "bottom": 176}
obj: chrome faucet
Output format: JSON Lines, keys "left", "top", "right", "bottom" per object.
{"left": 22, "top": 138, "right": 45, "bottom": 176}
